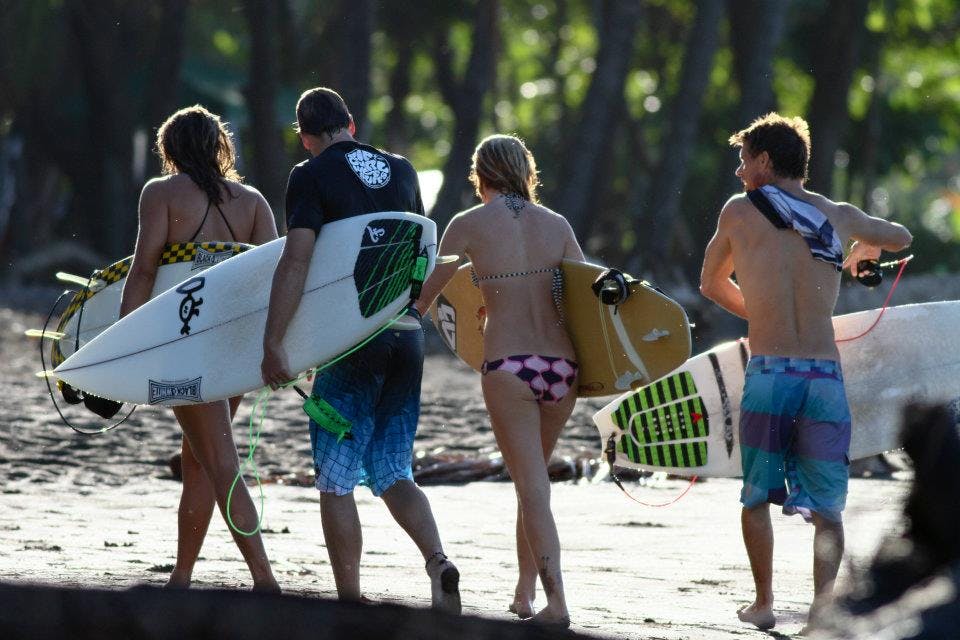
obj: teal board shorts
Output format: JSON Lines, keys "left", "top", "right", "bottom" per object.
{"left": 309, "top": 319, "right": 423, "bottom": 497}
{"left": 739, "top": 355, "right": 852, "bottom": 522}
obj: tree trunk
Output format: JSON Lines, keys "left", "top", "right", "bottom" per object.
{"left": 722, "top": 0, "right": 788, "bottom": 197}
{"left": 429, "top": 0, "right": 499, "bottom": 230}
{"left": 728, "top": 0, "right": 786, "bottom": 126}
{"left": 144, "top": 0, "right": 188, "bottom": 174}
{"left": 336, "top": 0, "right": 373, "bottom": 139}
{"left": 553, "top": 0, "right": 641, "bottom": 239}
{"left": 245, "top": 0, "right": 288, "bottom": 227}
{"left": 66, "top": 0, "right": 136, "bottom": 258}
{"left": 637, "top": 0, "right": 725, "bottom": 278}
{"left": 384, "top": 26, "right": 414, "bottom": 156}
{"left": 806, "top": 0, "right": 870, "bottom": 196}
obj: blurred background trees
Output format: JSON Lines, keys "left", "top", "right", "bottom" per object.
{"left": 1, "top": 0, "right": 958, "bottom": 291}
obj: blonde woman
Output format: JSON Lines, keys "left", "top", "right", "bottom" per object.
{"left": 120, "top": 105, "right": 279, "bottom": 591}
{"left": 416, "top": 135, "right": 583, "bottom": 626}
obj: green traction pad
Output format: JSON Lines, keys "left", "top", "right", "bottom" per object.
{"left": 354, "top": 219, "right": 421, "bottom": 318}
{"left": 617, "top": 437, "right": 708, "bottom": 468}
{"left": 611, "top": 371, "right": 710, "bottom": 468}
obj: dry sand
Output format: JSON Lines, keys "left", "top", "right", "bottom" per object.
{"left": 0, "top": 307, "right": 911, "bottom": 638}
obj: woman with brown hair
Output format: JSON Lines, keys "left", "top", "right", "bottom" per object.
{"left": 416, "top": 134, "right": 583, "bottom": 626}
{"left": 120, "top": 105, "right": 279, "bottom": 591}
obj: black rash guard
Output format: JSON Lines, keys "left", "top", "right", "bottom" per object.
{"left": 285, "top": 140, "right": 425, "bottom": 235}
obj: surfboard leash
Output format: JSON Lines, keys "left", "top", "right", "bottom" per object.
{"left": 227, "top": 238, "right": 432, "bottom": 536}
{"left": 603, "top": 435, "right": 698, "bottom": 507}
{"left": 35, "top": 288, "right": 136, "bottom": 436}
{"left": 226, "top": 306, "right": 415, "bottom": 537}
{"left": 836, "top": 254, "right": 913, "bottom": 344}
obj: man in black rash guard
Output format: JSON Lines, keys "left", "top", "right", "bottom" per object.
{"left": 260, "top": 87, "right": 460, "bottom": 613}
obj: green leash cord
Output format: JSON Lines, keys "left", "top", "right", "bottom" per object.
{"left": 225, "top": 308, "right": 411, "bottom": 537}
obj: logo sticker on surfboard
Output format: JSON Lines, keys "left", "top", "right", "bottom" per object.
{"left": 148, "top": 377, "right": 203, "bottom": 404}
{"left": 191, "top": 248, "right": 234, "bottom": 271}
{"left": 176, "top": 277, "right": 205, "bottom": 335}
{"left": 436, "top": 296, "right": 456, "bottom": 351}
{"left": 365, "top": 226, "right": 386, "bottom": 243}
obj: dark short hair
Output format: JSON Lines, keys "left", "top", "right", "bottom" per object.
{"left": 295, "top": 87, "right": 351, "bottom": 138}
{"left": 729, "top": 112, "right": 811, "bottom": 181}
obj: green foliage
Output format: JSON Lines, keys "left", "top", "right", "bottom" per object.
{"left": 1, "top": 0, "right": 958, "bottom": 275}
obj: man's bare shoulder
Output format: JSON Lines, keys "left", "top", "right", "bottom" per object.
{"left": 719, "top": 193, "right": 753, "bottom": 226}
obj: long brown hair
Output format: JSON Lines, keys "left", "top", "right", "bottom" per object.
{"left": 469, "top": 134, "right": 540, "bottom": 203}
{"left": 156, "top": 105, "right": 241, "bottom": 204}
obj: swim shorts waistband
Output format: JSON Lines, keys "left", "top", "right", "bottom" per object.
{"left": 746, "top": 355, "right": 842, "bottom": 378}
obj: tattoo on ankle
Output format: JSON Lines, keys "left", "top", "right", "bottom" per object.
{"left": 425, "top": 551, "right": 448, "bottom": 569}
{"left": 538, "top": 556, "right": 557, "bottom": 596}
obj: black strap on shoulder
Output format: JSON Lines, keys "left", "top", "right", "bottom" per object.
{"left": 188, "top": 199, "right": 214, "bottom": 243}
{"left": 747, "top": 189, "right": 789, "bottom": 230}
{"left": 214, "top": 202, "right": 237, "bottom": 242}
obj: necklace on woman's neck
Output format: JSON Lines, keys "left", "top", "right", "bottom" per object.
{"left": 501, "top": 192, "right": 526, "bottom": 218}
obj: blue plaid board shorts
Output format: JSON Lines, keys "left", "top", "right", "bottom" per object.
{"left": 309, "top": 323, "right": 423, "bottom": 496}
{"left": 739, "top": 355, "right": 852, "bottom": 522}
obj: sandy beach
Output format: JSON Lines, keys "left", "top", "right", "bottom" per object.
{"left": 0, "top": 307, "right": 911, "bottom": 638}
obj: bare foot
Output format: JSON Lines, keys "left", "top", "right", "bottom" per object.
{"left": 737, "top": 603, "right": 776, "bottom": 630}
{"left": 426, "top": 553, "right": 461, "bottom": 615}
{"left": 529, "top": 606, "right": 570, "bottom": 628}
{"left": 164, "top": 573, "right": 190, "bottom": 589}
{"left": 508, "top": 599, "right": 535, "bottom": 619}
{"left": 252, "top": 580, "right": 281, "bottom": 594}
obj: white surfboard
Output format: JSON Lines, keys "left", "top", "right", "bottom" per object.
{"left": 54, "top": 212, "right": 436, "bottom": 406}
{"left": 51, "top": 242, "right": 252, "bottom": 368}
{"left": 593, "top": 301, "right": 960, "bottom": 477}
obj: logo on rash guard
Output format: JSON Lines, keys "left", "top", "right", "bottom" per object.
{"left": 345, "top": 148, "right": 391, "bottom": 188}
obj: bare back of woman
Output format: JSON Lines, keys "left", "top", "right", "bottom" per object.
{"left": 120, "top": 106, "right": 279, "bottom": 591}
{"left": 417, "top": 135, "right": 584, "bottom": 626}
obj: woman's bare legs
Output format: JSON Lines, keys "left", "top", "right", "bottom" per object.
{"left": 511, "top": 392, "right": 573, "bottom": 618}
{"left": 167, "top": 397, "right": 242, "bottom": 588}
{"left": 166, "top": 434, "right": 215, "bottom": 588}
{"left": 483, "top": 371, "right": 573, "bottom": 625}
{"left": 171, "top": 398, "right": 278, "bottom": 591}
{"left": 512, "top": 501, "right": 537, "bottom": 618}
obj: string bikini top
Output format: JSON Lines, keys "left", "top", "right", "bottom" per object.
{"left": 188, "top": 198, "right": 237, "bottom": 243}
{"left": 471, "top": 266, "right": 565, "bottom": 320}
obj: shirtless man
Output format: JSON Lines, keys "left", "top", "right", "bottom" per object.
{"left": 699, "top": 113, "right": 912, "bottom": 631}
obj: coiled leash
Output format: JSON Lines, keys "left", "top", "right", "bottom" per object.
{"left": 226, "top": 243, "right": 432, "bottom": 535}
{"left": 837, "top": 254, "right": 913, "bottom": 343}
{"left": 33, "top": 279, "right": 134, "bottom": 436}
{"left": 591, "top": 268, "right": 699, "bottom": 506}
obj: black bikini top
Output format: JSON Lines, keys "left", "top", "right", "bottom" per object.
{"left": 188, "top": 199, "right": 237, "bottom": 243}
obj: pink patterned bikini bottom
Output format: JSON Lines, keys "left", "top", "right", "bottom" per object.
{"left": 481, "top": 354, "right": 579, "bottom": 404}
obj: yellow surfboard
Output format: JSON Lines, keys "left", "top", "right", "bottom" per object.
{"left": 430, "top": 260, "right": 691, "bottom": 398}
